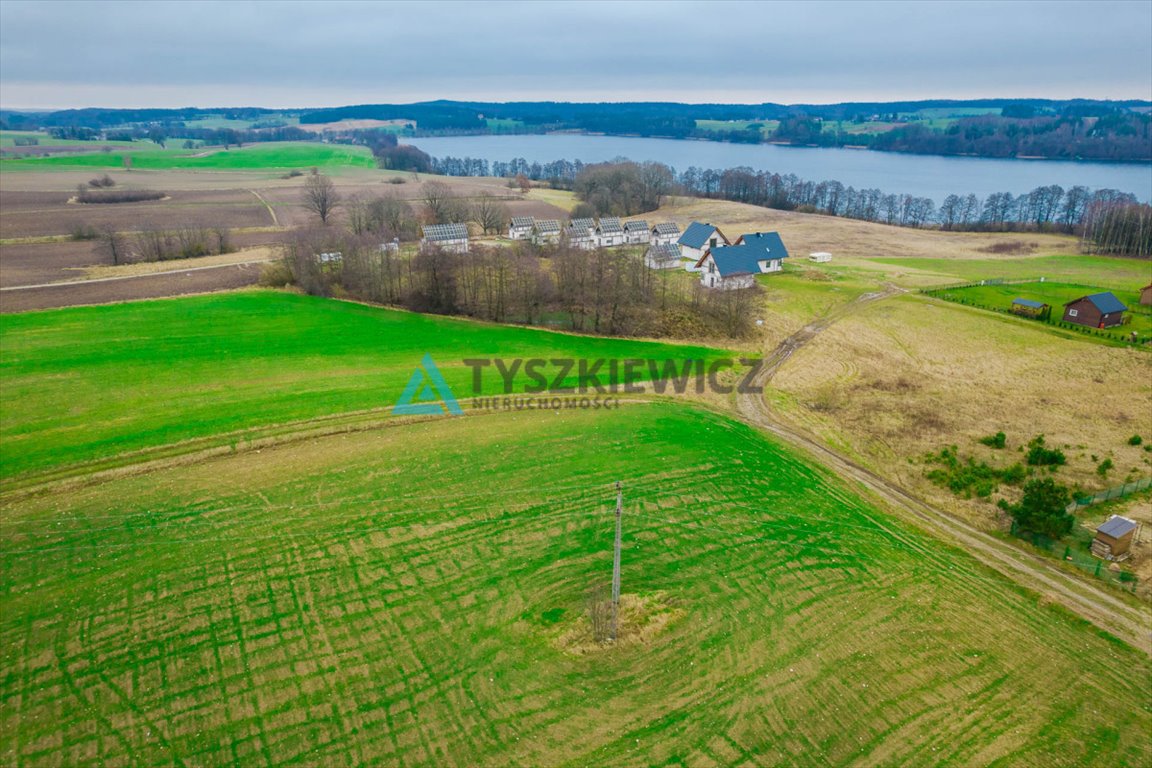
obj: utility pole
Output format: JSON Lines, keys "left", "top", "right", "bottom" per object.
{"left": 610, "top": 480, "right": 622, "bottom": 642}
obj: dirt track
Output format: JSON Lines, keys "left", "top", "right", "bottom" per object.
{"left": 0, "top": 262, "right": 264, "bottom": 312}
{"left": 736, "top": 289, "right": 1152, "bottom": 654}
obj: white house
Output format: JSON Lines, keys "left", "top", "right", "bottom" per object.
{"left": 421, "top": 223, "right": 470, "bottom": 253}
{"left": 623, "top": 220, "right": 650, "bottom": 244}
{"left": 697, "top": 231, "right": 790, "bottom": 289}
{"left": 596, "top": 217, "right": 625, "bottom": 247}
{"left": 644, "top": 242, "right": 681, "bottom": 269}
{"left": 650, "top": 222, "right": 681, "bottom": 246}
{"left": 809, "top": 251, "right": 832, "bottom": 263}
{"left": 564, "top": 221, "right": 594, "bottom": 251}
{"left": 508, "top": 216, "right": 535, "bottom": 240}
{"left": 531, "top": 219, "right": 562, "bottom": 245}
{"left": 678, "top": 221, "right": 729, "bottom": 268}
{"left": 379, "top": 238, "right": 400, "bottom": 254}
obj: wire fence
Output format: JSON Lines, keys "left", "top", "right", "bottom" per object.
{"left": 1010, "top": 522, "right": 1140, "bottom": 592}
{"left": 1067, "top": 477, "right": 1152, "bottom": 513}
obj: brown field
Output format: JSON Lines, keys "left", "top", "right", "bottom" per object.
{"left": 0, "top": 239, "right": 101, "bottom": 287}
{"left": 0, "top": 262, "right": 263, "bottom": 312}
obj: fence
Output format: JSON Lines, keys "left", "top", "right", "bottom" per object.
{"left": 921, "top": 278, "right": 1150, "bottom": 347}
{"left": 1010, "top": 522, "right": 1140, "bottom": 592}
{"left": 1067, "top": 477, "right": 1152, "bottom": 513}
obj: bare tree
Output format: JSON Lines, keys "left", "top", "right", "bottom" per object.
{"left": 97, "top": 225, "right": 127, "bottom": 266}
{"left": 471, "top": 193, "right": 509, "bottom": 235}
{"left": 302, "top": 173, "right": 341, "bottom": 225}
{"left": 422, "top": 181, "right": 468, "bottom": 224}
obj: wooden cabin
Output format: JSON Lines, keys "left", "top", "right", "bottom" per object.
{"left": 1062, "top": 292, "right": 1127, "bottom": 328}
{"left": 1091, "top": 516, "right": 1137, "bottom": 561}
{"left": 1140, "top": 284, "right": 1152, "bottom": 306}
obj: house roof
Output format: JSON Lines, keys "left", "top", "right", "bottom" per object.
{"left": 510, "top": 216, "right": 535, "bottom": 228}
{"left": 1064, "top": 292, "right": 1128, "bottom": 314}
{"left": 646, "top": 242, "right": 680, "bottom": 263}
{"left": 570, "top": 218, "right": 595, "bottom": 231}
{"left": 734, "top": 232, "right": 789, "bottom": 259}
{"left": 565, "top": 223, "right": 593, "bottom": 238}
{"left": 1097, "top": 516, "right": 1137, "bottom": 539}
{"left": 701, "top": 232, "right": 789, "bottom": 277}
{"left": 1012, "top": 298, "right": 1047, "bottom": 309}
{"left": 533, "top": 219, "right": 561, "bottom": 233}
{"left": 678, "top": 221, "right": 726, "bottom": 249}
{"left": 652, "top": 222, "right": 680, "bottom": 235}
{"left": 624, "top": 220, "right": 649, "bottom": 232}
{"left": 423, "top": 223, "right": 468, "bottom": 241}
{"left": 597, "top": 217, "right": 624, "bottom": 234}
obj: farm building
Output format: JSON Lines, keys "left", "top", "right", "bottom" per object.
{"left": 564, "top": 222, "right": 596, "bottom": 250}
{"left": 596, "top": 217, "right": 625, "bottom": 247}
{"left": 1140, "top": 284, "right": 1152, "bottom": 306}
{"left": 644, "top": 242, "right": 682, "bottom": 269}
{"left": 1091, "top": 516, "right": 1137, "bottom": 561}
{"left": 508, "top": 216, "right": 535, "bottom": 240}
{"left": 1011, "top": 297, "right": 1049, "bottom": 319}
{"left": 678, "top": 221, "right": 730, "bottom": 266}
{"left": 421, "top": 223, "right": 470, "bottom": 253}
{"left": 624, "top": 220, "right": 650, "bottom": 244}
{"left": 1062, "top": 292, "right": 1128, "bottom": 328}
{"left": 651, "top": 222, "right": 681, "bottom": 246}
{"left": 696, "top": 231, "right": 790, "bottom": 289}
{"left": 316, "top": 251, "right": 342, "bottom": 264}
{"left": 809, "top": 251, "right": 832, "bottom": 263}
{"left": 531, "top": 219, "right": 562, "bottom": 245}
{"left": 379, "top": 238, "right": 400, "bottom": 254}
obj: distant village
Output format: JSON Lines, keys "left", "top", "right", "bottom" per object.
{"left": 420, "top": 216, "right": 815, "bottom": 290}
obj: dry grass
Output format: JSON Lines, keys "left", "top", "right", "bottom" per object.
{"left": 769, "top": 294, "right": 1152, "bottom": 528}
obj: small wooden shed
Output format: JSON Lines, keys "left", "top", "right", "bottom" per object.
{"left": 1091, "top": 516, "right": 1137, "bottom": 561}
{"left": 1140, "top": 284, "right": 1152, "bottom": 306}
{"left": 1011, "top": 297, "right": 1049, "bottom": 319}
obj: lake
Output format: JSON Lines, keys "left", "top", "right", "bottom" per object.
{"left": 408, "top": 134, "right": 1152, "bottom": 204}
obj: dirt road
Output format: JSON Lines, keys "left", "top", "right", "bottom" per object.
{"left": 736, "top": 288, "right": 1152, "bottom": 654}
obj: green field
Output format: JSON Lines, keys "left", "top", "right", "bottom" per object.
{"left": 0, "top": 142, "right": 375, "bottom": 171}
{"left": 0, "top": 291, "right": 732, "bottom": 483}
{"left": 0, "top": 130, "right": 147, "bottom": 149}
{"left": 2, "top": 395, "right": 1150, "bottom": 765}
{"left": 871, "top": 254, "right": 1152, "bottom": 287}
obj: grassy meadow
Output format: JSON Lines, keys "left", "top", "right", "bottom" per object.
{"left": 0, "top": 142, "right": 376, "bottom": 171}
{"left": 0, "top": 291, "right": 733, "bottom": 484}
{"left": 2, "top": 400, "right": 1150, "bottom": 766}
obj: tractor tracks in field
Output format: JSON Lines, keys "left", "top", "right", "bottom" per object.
{"left": 735, "top": 285, "right": 1152, "bottom": 654}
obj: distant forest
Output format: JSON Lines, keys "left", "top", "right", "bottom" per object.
{"left": 3, "top": 98, "right": 1150, "bottom": 162}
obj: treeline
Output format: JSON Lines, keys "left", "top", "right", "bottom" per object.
{"left": 90, "top": 226, "right": 233, "bottom": 265}
{"left": 282, "top": 231, "right": 758, "bottom": 338}
{"left": 869, "top": 112, "right": 1152, "bottom": 162}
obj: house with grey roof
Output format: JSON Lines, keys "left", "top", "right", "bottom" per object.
{"left": 644, "top": 242, "right": 682, "bottom": 270}
{"left": 508, "top": 216, "right": 535, "bottom": 240}
{"left": 678, "top": 221, "right": 730, "bottom": 269}
{"left": 421, "top": 223, "right": 470, "bottom": 253}
{"left": 564, "top": 221, "right": 597, "bottom": 250}
{"left": 596, "top": 217, "right": 625, "bottom": 247}
{"left": 696, "top": 231, "right": 790, "bottom": 289}
{"left": 650, "top": 222, "right": 681, "bottom": 246}
{"left": 624, "top": 220, "right": 650, "bottom": 245}
{"left": 531, "top": 219, "right": 562, "bottom": 245}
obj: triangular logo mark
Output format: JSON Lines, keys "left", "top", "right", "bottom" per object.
{"left": 393, "top": 354, "right": 463, "bottom": 416}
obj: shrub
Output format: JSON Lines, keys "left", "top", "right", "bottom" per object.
{"left": 979, "top": 431, "right": 1007, "bottom": 449}
{"left": 88, "top": 174, "right": 115, "bottom": 188}
{"left": 1026, "top": 435, "right": 1066, "bottom": 467}
{"left": 70, "top": 224, "right": 99, "bottom": 241}
{"left": 1118, "top": 571, "right": 1137, "bottom": 584}
{"left": 75, "top": 188, "right": 165, "bottom": 204}
{"left": 259, "top": 259, "right": 294, "bottom": 288}
{"left": 924, "top": 445, "right": 1025, "bottom": 499}
{"left": 1003, "top": 477, "right": 1074, "bottom": 538}
{"left": 1096, "top": 458, "right": 1114, "bottom": 477}
{"left": 1129, "top": 434, "right": 1143, "bottom": 446}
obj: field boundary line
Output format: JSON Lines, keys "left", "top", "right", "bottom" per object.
{"left": 0, "top": 260, "right": 273, "bottom": 291}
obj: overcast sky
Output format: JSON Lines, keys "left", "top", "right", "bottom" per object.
{"left": 1, "top": 0, "right": 1150, "bottom": 110}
